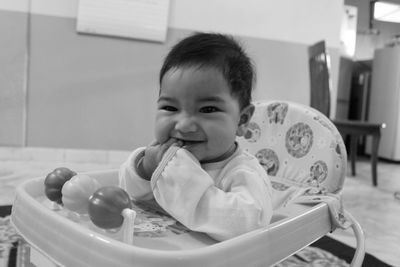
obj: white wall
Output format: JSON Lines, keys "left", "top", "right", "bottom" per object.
{"left": 1, "top": 0, "right": 344, "bottom": 49}
{"left": 170, "top": 0, "right": 343, "bottom": 48}
{"left": 0, "top": 0, "right": 29, "bottom": 12}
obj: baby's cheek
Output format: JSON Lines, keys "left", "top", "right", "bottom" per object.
{"left": 154, "top": 123, "right": 170, "bottom": 144}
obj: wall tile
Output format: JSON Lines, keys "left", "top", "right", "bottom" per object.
{"left": 64, "top": 148, "right": 108, "bottom": 164}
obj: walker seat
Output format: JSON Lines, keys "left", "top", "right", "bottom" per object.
{"left": 11, "top": 100, "right": 365, "bottom": 267}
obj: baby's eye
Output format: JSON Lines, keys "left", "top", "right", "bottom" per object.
{"left": 160, "top": 105, "right": 178, "bottom": 112}
{"left": 199, "top": 106, "right": 219, "bottom": 113}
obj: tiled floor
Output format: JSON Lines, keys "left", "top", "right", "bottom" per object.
{"left": 330, "top": 156, "right": 400, "bottom": 267}
{"left": 1, "top": 147, "right": 399, "bottom": 266}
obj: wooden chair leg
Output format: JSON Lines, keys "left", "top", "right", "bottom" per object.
{"left": 350, "top": 135, "right": 358, "bottom": 176}
{"left": 371, "top": 134, "right": 381, "bottom": 186}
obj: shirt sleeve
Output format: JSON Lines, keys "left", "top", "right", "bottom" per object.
{"left": 150, "top": 147, "right": 273, "bottom": 241}
{"left": 118, "top": 147, "right": 154, "bottom": 201}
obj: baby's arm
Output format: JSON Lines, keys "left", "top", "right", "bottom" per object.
{"left": 151, "top": 148, "right": 273, "bottom": 241}
{"left": 119, "top": 147, "right": 153, "bottom": 201}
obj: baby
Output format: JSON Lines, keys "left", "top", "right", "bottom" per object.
{"left": 119, "top": 32, "right": 273, "bottom": 241}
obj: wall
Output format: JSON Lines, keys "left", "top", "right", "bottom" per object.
{"left": 0, "top": 11, "right": 27, "bottom": 146}
{"left": 14, "top": 0, "right": 343, "bottom": 47}
{"left": 169, "top": 0, "right": 343, "bottom": 47}
{"left": 0, "top": 0, "right": 344, "bottom": 150}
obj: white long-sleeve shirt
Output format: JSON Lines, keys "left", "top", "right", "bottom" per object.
{"left": 119, "top": 144, "right": 273, "bottom": 241}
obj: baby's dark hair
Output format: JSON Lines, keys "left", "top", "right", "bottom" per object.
{"left": 159, "top": 32, "right": 255, "bottom": 109}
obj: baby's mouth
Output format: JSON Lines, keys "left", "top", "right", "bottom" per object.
{"left": 175, "top": 138, "right": 204, "bottom": 147}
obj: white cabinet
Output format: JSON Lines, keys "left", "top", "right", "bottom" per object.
{"left": 367, "top": 47, "right": 400, "bottom": 161}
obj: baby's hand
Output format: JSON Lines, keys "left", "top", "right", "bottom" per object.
{"left": 139, "top": 138, "right": 182, "bottom": 180}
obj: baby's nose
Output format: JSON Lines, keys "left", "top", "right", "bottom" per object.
{"left": 175, "top": 115, "right": 198, "bottom": 133}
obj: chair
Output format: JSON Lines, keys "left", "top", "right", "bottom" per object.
{"left": 308, "top": 40, "right": 385, "bottom": 186}
{"left": 11, "top": 100, "right": 365, "bottom": 266}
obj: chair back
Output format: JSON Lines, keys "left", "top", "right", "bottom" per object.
{"left": 237, "top": 100, "right": 347, "bottom": 195}
{"left": 308, "top": 40, "right": 331, "bottom": 118}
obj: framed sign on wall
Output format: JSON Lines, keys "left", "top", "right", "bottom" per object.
{"left": 77, "top": 0, "right": 170, "bottom": 42}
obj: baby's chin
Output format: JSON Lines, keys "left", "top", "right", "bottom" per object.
{"left": 177, "top": 146, "right": 203, "bottom": 161}
{"left": 179, "top": 147, "right": 225, "bottom": 164}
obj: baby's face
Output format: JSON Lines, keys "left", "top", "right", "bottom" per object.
{"left": 156, "top": 66, "right": 242, "bottom": 163}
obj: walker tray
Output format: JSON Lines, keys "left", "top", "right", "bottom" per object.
{"left": 11, "top": 169, "right": 332, "bottom": 267}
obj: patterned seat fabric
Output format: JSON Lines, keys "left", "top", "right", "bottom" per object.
{"left": 238, "top": 100, "right": 347, "bottom": 208}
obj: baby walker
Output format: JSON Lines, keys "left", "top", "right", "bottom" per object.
{"left": 11, "top": 100, "right": 365, "bottom": 267}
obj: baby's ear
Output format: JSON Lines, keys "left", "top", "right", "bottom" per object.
{"left": 236, "top": 104, "right": 255, "bottom": 136}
